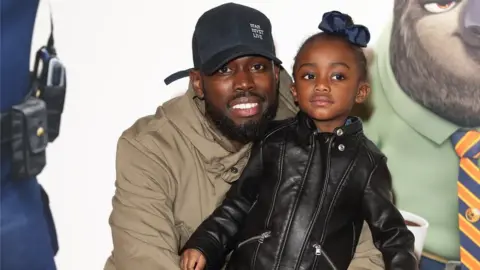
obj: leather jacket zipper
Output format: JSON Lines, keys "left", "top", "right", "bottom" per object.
{"left": 274, "top": 133, "right": 317, "bottom": 270}
{"left": 311, "top": 244, "right": 321, "bottom": 269}
{"left": 236, "top": 231, "right": 271, "bottom": 249}
{"left": 318, "top": 152, "right": 357, "bottom": 244}
{"left": 250, "top": 231, "right": 272, "bottom": 269}
{"left": 312, "top": 244, "right": 338, "bottom": 270}
{"left": 264, "top": 142, "right": 286, "bottom": 229}
{"left": 294, "top": 134, "right": 333, "bottom": 269}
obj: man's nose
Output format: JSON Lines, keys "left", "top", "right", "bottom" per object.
{"left": 462, "top": 0, "right": 480, "bottom": 47}
{"left": 233, "top": 70, "right": 255, "bottom": 91}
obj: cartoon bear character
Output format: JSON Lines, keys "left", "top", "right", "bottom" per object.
{"left": 359, "top": 0, "right": 480, "bottom": 265}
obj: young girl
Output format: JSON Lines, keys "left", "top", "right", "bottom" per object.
{"left": 180, "top": 11, "right": 417, "bottom": 270}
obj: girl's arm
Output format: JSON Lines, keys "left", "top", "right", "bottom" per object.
{"left": 362, "top": 156, "right": 418, "bottom": 270}
{"left": 179, "top": 140, "right": 264, "bottom": 269}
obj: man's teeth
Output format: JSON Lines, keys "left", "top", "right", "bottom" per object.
{"left": 232, "top": 103, "right": 258, "bottom": 109}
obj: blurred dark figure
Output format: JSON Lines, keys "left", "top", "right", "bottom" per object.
{"left": 1, "top": 0, "right": 61, "bottom": 269}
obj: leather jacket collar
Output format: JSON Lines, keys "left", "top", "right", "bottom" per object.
{"left": 296, "top": 111, "right": 364, "bottom": 143}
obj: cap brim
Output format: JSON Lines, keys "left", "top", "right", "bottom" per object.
{"left": 201, "top": 45, "right": 282, "bottom": 75}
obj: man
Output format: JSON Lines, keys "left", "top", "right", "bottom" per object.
{"left": 105, "top": 3, "right": 384, "bottom": 270}
{"left": 1, "top": 0, "right": 58, "bottom": 269}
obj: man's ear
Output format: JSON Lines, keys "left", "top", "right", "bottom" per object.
{"left": 189, "top": 70, "right": 204, "bottom": 98}
{"left": 290, "top": 82, "right": 298, "bottom": 102}
{"left": 355, "top": 82, "right": 371, "bottom": 104}
{"left": 274, "top": 64, "right": 280, "bottom": 83}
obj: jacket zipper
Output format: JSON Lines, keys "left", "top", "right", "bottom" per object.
{"left": 294, "top": 134, "right": 333, "bottom": 269}
{"left": 251, "top": 231, "right": 271, "bottom": 269}
{"left": 311, "top": 244, "right": 338, "bottom": 270}
{"left": 236, "top": 231, "right": 271, "bottom": 249}
{"left": 311, "top": 244, "right": 321, "bottom": 269}
{"left": 311, "top": 145, "right": 358, "bottom": 269}
{"left": 274, "top": 134, "right": 317, "bottom": 270}
{"left": 264, "top": 142, "right": 286, "bottom": 229}
{"left": 318, "top": 154, "right": 357, "bottom": 244}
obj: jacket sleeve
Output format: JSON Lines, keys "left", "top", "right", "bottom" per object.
{"left": 107, "top": 137, "right": 180, "bottom": 270}
{"left": 362, "top": 156, "right": 418, "bottom": 270}
{"left": 180, "top": 141, "right": 264, "bottom": 269}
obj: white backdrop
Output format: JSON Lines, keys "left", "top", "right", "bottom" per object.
{"left": 31, "top": 0, "right": 394, "bottom": 269}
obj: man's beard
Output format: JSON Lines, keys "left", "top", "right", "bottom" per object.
{"left": 204, "top": 89, "right": 279, "bottom": 144}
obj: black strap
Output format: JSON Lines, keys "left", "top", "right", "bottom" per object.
{"left": 163, "top": 69, "right": 192, "bottom": 85}
{"left": 46, "top": 3, "right": 56, "bottom": 55}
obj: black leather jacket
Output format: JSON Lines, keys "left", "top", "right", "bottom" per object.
{"left": 182, "top": 112, "right": 417, "bottom": 270}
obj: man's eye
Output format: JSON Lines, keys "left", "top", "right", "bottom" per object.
{"left": 302, "top": 73, "right": 315, "bottom": 80}
{"left": 218, "top": 66, "right": 231, "bottom": 74}
{"left": 252, "top": 64, "right": 265, "bottom": 71}
{"left": 332, "top": 74, "right": 345, "bottom": 80}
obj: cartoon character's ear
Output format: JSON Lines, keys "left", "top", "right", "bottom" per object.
{"left": 363, "top": 47, "right": 375, "bottom": 67}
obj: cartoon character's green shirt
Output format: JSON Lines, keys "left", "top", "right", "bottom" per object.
{"left": 364, "top": 20, "right": 480, "bottom": 260}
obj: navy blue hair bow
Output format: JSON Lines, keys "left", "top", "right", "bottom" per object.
{"left": 318, "top": 11, "right": 370, "bottom": 47}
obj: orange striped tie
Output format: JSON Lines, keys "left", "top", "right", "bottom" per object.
{"left": 451, "top": 130, "right": 480, "bottom": 270}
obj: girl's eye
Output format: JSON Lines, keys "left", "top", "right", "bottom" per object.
{"left": 332, "top": 73, "right": 345, "bottom": 80}
{"left": 218, "top": 66, "right": 232, "bottom": 74}
{"left": 302, "top": 73, "right": 315, "bottom": 80}
{"left": 252, "top": 64, "right": 265, "bottom": 71}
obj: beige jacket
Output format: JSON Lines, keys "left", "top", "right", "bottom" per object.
{"left": 104, "top": 69, "right": 384, "bottom": 270}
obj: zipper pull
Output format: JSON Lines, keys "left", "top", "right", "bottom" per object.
{"left": 258, "top": 231, "right": 271, "bottom": 243}
{"left": 313, "top": 244, "right": 322, "bottom": 255}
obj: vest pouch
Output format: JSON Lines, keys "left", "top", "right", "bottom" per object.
{"left": 11, "top": 97, "right": 49, "bottom": 180}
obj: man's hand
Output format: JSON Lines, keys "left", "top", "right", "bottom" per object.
{"left": 180, "top": 249, "right": 206, "bottom": 270}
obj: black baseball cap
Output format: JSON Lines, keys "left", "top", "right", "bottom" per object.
{"left": 164, "top": 2, "right": 282, "bottom": 85}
